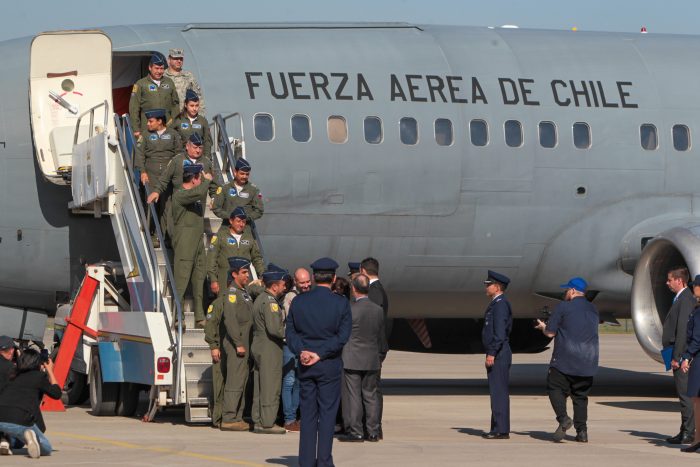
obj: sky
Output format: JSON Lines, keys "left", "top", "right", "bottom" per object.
{"left": 2, "top": 0, "right": 699, "bottom": 41}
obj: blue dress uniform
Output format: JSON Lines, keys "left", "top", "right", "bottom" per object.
{"left": 286, "top": 258, "right": 352, "bottom": 467}
{"left": 481, "top": 270, "right": 513, "bottom": 437}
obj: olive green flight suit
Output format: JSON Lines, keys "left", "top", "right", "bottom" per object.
{"left": 211, "top": 180, "right": 264, "bottom": 222}
{"left": 251, "top": 290, "right": 285, "bottom": 428}
{"left": 171, "top": 178, "right": 211, "bottom": 322}
{"left": 129, "top": 75, "right": 180, "bottom": 134}
{"left": 207, "top": 225, "right": 265, "bottom": 290}
{"left": 172, "top": 113, "right": 213, "bottom": 157}
{"left": 221, "top": 286, "right": 255, "bottom": 424}
{"left": 204, "top": 298, "right": 224, "bottom": 427}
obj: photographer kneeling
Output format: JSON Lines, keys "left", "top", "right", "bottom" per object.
{"left": 0, "top": 348, "right": 61, "bottom": 458}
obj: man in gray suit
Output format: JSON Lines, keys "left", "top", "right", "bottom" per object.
{"left": 338, "top": 274, "right": 384, "bottom": 443}
{"left": 663, "top": 266, "right": 696, "bottom": 444}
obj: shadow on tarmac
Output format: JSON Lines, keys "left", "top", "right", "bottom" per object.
{"left": 597, "top": 400, "right": 678, "bottom": 412}
{"left": 621, "top": 429, "right": 681, "bottom": 449}
{"left": 266, "top": 455, "right": 299, "bottom": 465}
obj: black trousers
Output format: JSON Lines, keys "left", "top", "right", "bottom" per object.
{"left": 673, "top": 367, "right": 696, "bottom": 435}
{"left": 546, "top": 367, "right": 593, "bottom": 432}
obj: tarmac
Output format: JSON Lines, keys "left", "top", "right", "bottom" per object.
{"left": 5, "top": 334, "right": 699, "bottom": 466}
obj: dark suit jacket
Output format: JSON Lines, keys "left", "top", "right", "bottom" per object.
{"left": 368, "top": 280, "right": 390, "bottom": 354}
{"left": 286, "top": 286, "right": 352, "bottom": 360}
{"left": 662, "top": 287, "right": 696, "bottom": 361}
{"left": 342, "top": 297, "right": 384, "bottom": 371}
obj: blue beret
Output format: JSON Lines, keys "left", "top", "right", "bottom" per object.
{"left": 188, "top": 133, "right": 203, "bottom": 146}
{"left": 227, "top": 256, "right": 251, "bottom": 271}
{"left": 229, "top": 206, "right": 247, "bottom": 219}
{"left": 185, "top": 89, "right": 199, "bottom": 102}
{"left": 348, "top": 262, "right": 361, "bottom": 273}
{"left": 310, "top": 257, "right": 339, "bottom": 272}
{"left": 150, "top": 53, "right": 166, "bottom": 66}
{"left": 144, "top": 108, "right": 166, "bottom": 120}
{"left": 183, "top": 163, "right": 203, "bottom": 175}
{"left": 235, "top": 158, "right": 251, "bottom": 172}
{"left": 560, "top": 277, "right": 587, "bottom": 293}
{"left": 484, "top": 270, "right": 510, "bottom": 287}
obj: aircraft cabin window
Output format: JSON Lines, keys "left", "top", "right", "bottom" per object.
{"left": 573, "top": 122, "right": 591, "bottom": 149}
{"left": 254, "top": 114, "right": 274, "bottom": 142}
{"left": 673, "top": 124, "right": 690, "bottom": 151}
{"left": 470, "top": 119, "right": 488, "bottom": 147}
{"left": 328, "top": 116, "right": 348, "bottom": 144}
{"left": 435, "top": 118, "right": 453, "bottom": 146}
{"left": 400, "top": 117, "right": 418, "bottom": 145}
{"left": 640, "top": 124, "right": 658, "bottom": 150}
{"left": 291, "top": 114, "right": 311, "bottom": 143}
{"left": 504, "top": 120, "right": 523, "bottom": 148}
{"left": 539, "top": 121, "right": 557, "bottom": 148}
{"left": 364, "top": 117, "right": 383, "bottom": 144}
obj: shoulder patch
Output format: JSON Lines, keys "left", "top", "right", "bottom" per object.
{"left": 216, "top": 186, "right": 222, "bottom": 195}
{"left": 270, "top": 303, "right": 279, "bottom": 312}
{"left": 228, "top": 295, "right": 237, "bottom": 304}
{"left": 132, "top": 84, "right": 138, "bottom": 93}
{"left": 211, "top": 235, "right": 217, "bottom": 244}
{"left": 207, "top": 305, "right": 213, "bottom": 314}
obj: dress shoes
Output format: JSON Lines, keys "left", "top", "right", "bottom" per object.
{"left": 338, "top": 434, "right": 364, "bottom": 442}
{"left": 575, "top": 430, "right": 588, "bottom": 443}
{"left": 667, "top": 432, "right": 694, "bottom": 444}
{"left": 553, "top": 416, "right": 573, "bottom": 442}
{"left": 482, "top": 432, "right": 510, "bottom": 440}
{"left": 681, "top": 441, "right": 700, "bottom": 453}
{"left": 366, "top": 434, "right": 380, "bottom": 442}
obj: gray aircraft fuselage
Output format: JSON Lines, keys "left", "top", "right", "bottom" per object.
{"left": 1, "top": 23, "right": 697, "bottom": 335}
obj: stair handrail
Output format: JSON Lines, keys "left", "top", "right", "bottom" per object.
{"left": 211, "top": 113, "right": 267, "bottom": 263}
{"left": 73, "top": 100, "right": 109, "bottom": 145}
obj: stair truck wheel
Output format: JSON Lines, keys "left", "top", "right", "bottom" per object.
{"left": 89, "top": 350, "right": 119, "bottom": 416}
{"left": 116, "top": 383, "right": 140, "bottom": 417}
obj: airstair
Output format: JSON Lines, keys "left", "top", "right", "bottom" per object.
{"left": 29, "top": 30, "right": 264, "bottom": 423}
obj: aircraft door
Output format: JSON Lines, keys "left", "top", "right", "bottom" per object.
{"left": 29, "top": 31, "right": 114, "bottom": 185}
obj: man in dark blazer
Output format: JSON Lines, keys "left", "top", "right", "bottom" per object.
{"left": 286, "top": 257, "right": 352, "bottom": 467}
{"left": 339, "top": 274, "right": 384, "bottom": 443}
{"left": 360, "top": 257, "right": 389, "bottom": 438}
{"left": 663, "top": 266, "right": 696, "bottom": 444}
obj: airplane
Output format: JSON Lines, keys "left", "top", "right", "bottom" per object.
{"left": 0, "top": 22, "right": 694, "bottom": 369}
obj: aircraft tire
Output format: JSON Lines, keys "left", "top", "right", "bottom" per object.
{"left": 89, "top": 351, "right": 119, "bottom": 416}
{"left": 116, "top": 383, "right": 140, "bottom": 417}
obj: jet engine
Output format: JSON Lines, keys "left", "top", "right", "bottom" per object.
{"left": 631, "top": 225, "right": 700, "bottom": 362}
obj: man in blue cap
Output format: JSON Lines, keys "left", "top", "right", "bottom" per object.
{"left": 129, "top": 52, "right": 179, "bottom": 136}
{"left": 535, "top": 277, "right": 599, "bottom": 443}
{"left": 212, "top": 157, "right": 264, "bottom": 224}
{"left": 481, "top": 270, "right": 513, "bottom": 440}
{"left": 172, "top": 89, "right": 212, "bottom": 156}
{"left": 286, "top": 258, "right": 352, "bottom": 467}
{"left": 251, "top": 267, "right": 289, "bottom": 434}
{"left": 150, "top": 163, "right": 212, "bottom": 327}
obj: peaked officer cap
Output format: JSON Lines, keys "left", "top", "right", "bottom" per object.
{"left": 229, "top": 206, "right": 247, "bottom": 220}
{"left": 188, "top": 133, "right": 203, "bottom": 146}
{"left": 310, "top": 257, "right": 339, "bottom": 272}
{"left": 150, "top": 52, "right": 166, "bottom": 66}
{"left": 347, "top": 262, "right": 361, "bottom": 275}
{"left": 144, "top": 108, "right": 166, "bottom": 120}
{"left": 185, "top": 89, "right": 199, "bottom": 102}
{"left": 228, "top": 256, "right": 251, "bottom": 271}
{"left": 560, "top": 277, "right": 587, "bottom": 293}
{"left": 484, "top": 270, "right": 510, "bottom": 287}
{"left": 235, "top": 158, "right": 251, "bottom": 172}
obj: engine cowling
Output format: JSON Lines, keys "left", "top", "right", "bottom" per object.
{"left": 631, "top": 225, "right": 700, "bottom": 362}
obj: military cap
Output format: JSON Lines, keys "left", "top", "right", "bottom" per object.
{"left": 228, "top": 256, "right": 251, "bottom": 271}
{"left": 691, "top": 275, "right": 700, "bottom": 288}
{"left": 150, "top": 52, "right": 166, "bottom": 66}
{"left": 267, "top": 263, "right": 286, "bottom": 273}
{"left": 484, "top": 270, "right": 510, "bottom": 287}
{"left": 185, "top": 89, "right": 199, "bottom": 102}
{"left": 229, "top": 206, "right": 247, "bottom": 220}
{"left": 0, "top": 335, "right": 15, "bottom": 350}
{"left": 144, "top": 108, "right": 166, "bottom": 120}
{"left": 235, "top": 158, "right": 251, "bottom": 172}
{"left": 560, "top": 277, "right": 587, "bottom": 293}
{"left": 348, "top": 262, "right": 361, "bottom": 275}
{"left": 310, "top": 257, "right": 339, "bottom": 272}
{"left": 183, "top": 163, "right": 203, "bottom": 175}
{"left": 262, "top": 269, "right": 288, "bottom": 282}
{"left": 188, "top": 132, "right": 203, "bottom": 146}
{"left": 169, "top": 48, "right": 184, "bottom": 58}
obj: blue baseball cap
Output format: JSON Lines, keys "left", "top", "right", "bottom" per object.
{"left": 560, "top": 277, "right": 588, "bottom": 293}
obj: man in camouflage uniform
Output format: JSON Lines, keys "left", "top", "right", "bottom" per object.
{"left": 129, "top": 53, "right": 179, "bottom": 136}
{"left": 165, "top": 48, "right": 206, "bottom": 116}
{"left": 208, "top": 207, "right": 265, "bottom": 296}
{"left": 218, "top": 257, "right": 255, "bottom": 431}
{"left": 149, "top": 163, "right": 211, "bottom": 327}
{"left": 251, "top": 268, "right": 289, "bottom": 434}
{"left": 173, "top": 89, "right": 212, "bottom": 157}
{"left": 212, "top": 158, "right": 264, "bottom": 225}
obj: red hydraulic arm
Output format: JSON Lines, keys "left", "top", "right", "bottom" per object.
{"left": 42, "top": 270, "right": 100, "bottom": 411}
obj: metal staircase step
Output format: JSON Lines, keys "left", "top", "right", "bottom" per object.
{"left": 183, "top": 311, "right": 196, "bottom": 329}
{"left": 183, "top": 328, "right": 206, "bottom": 346}
{"left": 188, "top": 397, "right": 209, "bottom": 406}
{"left": 184, "top": 362, "right": 212, "bottom": 381}
{"left": 186, "top": 378, "right": 213, "bottom": 399}
{"left": 181, "top": 345, "right": 212, "bottom": 363}
{"left": 186, "top": 405, "right": 211, "bottom": 423}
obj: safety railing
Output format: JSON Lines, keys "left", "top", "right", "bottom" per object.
{"left": 73, "top": 100, "right": 109, "bottom": 145}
